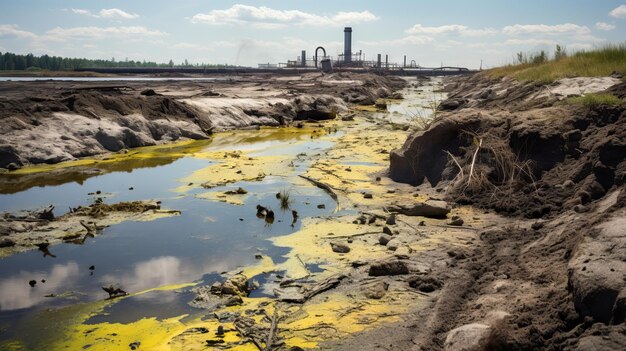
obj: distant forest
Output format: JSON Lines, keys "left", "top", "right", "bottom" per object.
{"left": 0, "top": 51, "right": 232, "bottom": 70}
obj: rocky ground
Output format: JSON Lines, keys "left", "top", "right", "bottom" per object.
{"left": 0, "top": 72, "right": 404, "bottom": 169}
{"left": 389, "top": 73, "right": 626, "bottom": 350}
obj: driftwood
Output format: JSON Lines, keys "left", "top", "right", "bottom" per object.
{"left": 264, "top": 309, "right": 279, "bottom": 351}
{"left": 322, "top": 231, "right": 381, "bottom": 239}
{"left": 278, "top": 274, "right": 347, "bottom": 303}
{"left": 298, "top": 175, "right": 338, "bottom": 201}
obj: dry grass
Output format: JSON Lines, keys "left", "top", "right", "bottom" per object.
{"left": 483, "top": 44, "right": 626, "bottom": 84}
{"left": 448, "top": 131, "right": 535, "bottom": 195}
{"left": 278, "top": 189, "right": 292, "bottom": 210}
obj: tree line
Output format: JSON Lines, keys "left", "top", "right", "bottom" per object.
{"left": 0, "top": 51, "right": 233, "bottom": 71}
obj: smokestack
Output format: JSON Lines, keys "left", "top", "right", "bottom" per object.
{"left": 344, "top": 27, "right": 352, "bottom": 63}
{"left": 301, "top": 50, "right": 306, "bottom": 67}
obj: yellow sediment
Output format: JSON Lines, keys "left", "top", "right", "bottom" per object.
{"left": 7, "top": 139, "right": 212, "bottom": 176}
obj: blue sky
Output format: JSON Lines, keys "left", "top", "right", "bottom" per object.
{"left": 0, "top": 1, "right": 625, "bottom": 68}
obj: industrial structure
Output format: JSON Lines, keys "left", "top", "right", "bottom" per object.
{"left": 260, "top": 27, "right": 471, "bottom": 76}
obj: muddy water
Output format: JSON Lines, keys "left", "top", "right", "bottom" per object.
{"left": 0, "top": 77, "right": 444, "bottom": 349}
{"left": 0, "top": 127, "right": 345, "bottom": 347}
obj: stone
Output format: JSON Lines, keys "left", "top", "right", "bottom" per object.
{"left": 444, "top": 323, "right": 492, "bottom": 351}
{"left": 363, "top": 193, "right": 373, "bottom": 199}
{"left": 386, "top": 239, "right": 400, "bottom": 251}
{"left": 568, "top": 216, "right": 626, "bottom": 323}
{"left": 449, "top": 215, "right": 464, "bottom": 226}
{"left": 409, "top": 276, "right": 443, "bottom": 293}
{"left": 330, "top": 241, "right": 350, "bottom": 253}
{"left": 386, "top": 200, "right": 451, "bottom": 218}
{"left": 369, "top": 260, "right": 409, "bottom": 276}
{"left": 6, "top": 162, "right": 20, "bottom": 171}
{"left": 362, "top": 281, "right": 389, "bottom": 299}
{"left": 385, "top": 214, "right": 396, "bottom": 225}
{"left": 378, "top": 234, "right": 392, "bottom": 246}
{"left": 0, "top": 238, "right": 16, "bottom": 248}
{"left": 220, "top": 274, "right": 249, "bottom": 297}
{"left": 382, "top": 226, "right": 393, "bottom": 235}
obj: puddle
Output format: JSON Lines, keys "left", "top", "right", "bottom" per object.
{"left": 0, "top": 126, "right": 343, "bottom": 348}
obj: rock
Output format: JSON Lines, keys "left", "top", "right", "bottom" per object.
{"left": 363, "top": 193, "right": 373, "bottom": 199}
{"left": 0, "top": 238, "right": 15, "bottom": 248}
{"left": 386, "top": 200, "right": 451, "bottom": 218}
{"left": 531, "top": 222, "right": 544, "bottom": 230}
{"left": 216, "top": 325, "right": 224, "bottom": 336}
{"left": 382, "top": 226, "right": 393, "bottom": 235}
{"left": 568, "top": 216, "right": 626, "bottom": 323}
{"left": 363, "top": 281, "right": 389, "bottom": 299}
{"left": 369, "top": 260, "right": 409, "bottom": 276}
{"left": 449, "top": 215, "right": 464, "bottom": 226}
{"left": 386, "top": 239, "right": 400, "bottom": 251}
{"left": 220, "top": 274, "right": 249, "bottom": 297}
{"left": 385, "top": 214, "right": 396, "bottom": 225}
{"left": 140, "top": 89, "right": 159, "bottom": 96}
{"left": 330, "top": 241, "right": 350, "bottom": 253}
{"left": 6, "top": 162, "right": 20, "bottom": 171}
{"left": 378, "top": 234, "right": 392, "bottom": 246}
{"left": 317, "top": 204, "right": 326, "bottom": 209}
{"left": 408, "top": 275, "right": 443, "bottom": 293}
{"left": 129, "top": 341, "right": 141, "bottom": 350}
{"left": 438, "top": 98, "right": 467, "bottom": 111}
{"left": 444, "top": 323, "right": 492, "bottom": 351}
{"left": 225, "top": 295, "right": 243, "bottom": 306}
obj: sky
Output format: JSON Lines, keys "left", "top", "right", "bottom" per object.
{"left": 0, "top": 0, "right": 625, "bottom": 69}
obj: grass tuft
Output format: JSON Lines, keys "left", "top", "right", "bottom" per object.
{"left": 567, "top": 93, "right": 623, "bottom": 107}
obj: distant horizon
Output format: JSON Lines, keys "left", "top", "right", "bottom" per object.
{"left": 1, "top": 1, "right": 625, "bottom": 69}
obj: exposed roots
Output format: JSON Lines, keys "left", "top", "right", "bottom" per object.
{"left": 447, "top": 131, "right": 536, "bottom": 196}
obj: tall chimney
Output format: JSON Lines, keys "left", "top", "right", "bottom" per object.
{"left": 301, "top": 50, "right": 306, "bottom": 67}
{"left": 344, "top": 27, "right": 352, "bottom": 63}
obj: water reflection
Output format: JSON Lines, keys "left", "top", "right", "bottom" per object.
{"left": 0, "top": 262, "right": 79, "bottom": 310}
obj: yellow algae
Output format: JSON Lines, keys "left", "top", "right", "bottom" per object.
{"left": 8, "top": 139, "right": 212, "bottom": 176}
{"left": 176, "top": 152, "right": 291, "bottom": 192}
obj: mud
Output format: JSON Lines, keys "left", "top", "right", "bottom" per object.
{"left": 0, "top": 73, "right": 404, "bottom": 168}
{"left": 389, "top": 73, "right": 626, "bottom": 350}
{"left": 0, "top": 200, "right": 180, "bottom": 258}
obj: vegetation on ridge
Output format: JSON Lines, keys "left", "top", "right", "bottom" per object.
{"left": 484, "top": 44, "right": 626, "bottom": 83}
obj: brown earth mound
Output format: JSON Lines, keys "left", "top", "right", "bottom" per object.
{"left": 390, "top": 75, "right": 626, "bottom": 350}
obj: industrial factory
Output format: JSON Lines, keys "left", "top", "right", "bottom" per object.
{"left": 260, "top": 27, "right": 470, "bottom": 75}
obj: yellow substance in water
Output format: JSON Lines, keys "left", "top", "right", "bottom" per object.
{"left": 18, "top": 114, "right": 488, "bottom": 350}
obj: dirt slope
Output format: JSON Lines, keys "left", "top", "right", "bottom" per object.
{"left": 390, "top": 74, "right": 626, "bottom": 350}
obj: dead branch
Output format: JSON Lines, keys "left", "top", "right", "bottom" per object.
{"left": 298, "top": 175, "right": 338, "bottom": 201}
{"left": 322, "top": 231, "right": 381, "bottom": 239}
{"left": 264, "top": 309, "right": 279, "bottom": 351}
{"left": 234, "top": 323, "right": 263, "bottom": 351}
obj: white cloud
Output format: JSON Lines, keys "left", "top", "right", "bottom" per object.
{"left": 595, "top": 22, "right": 616, "bottom": 31}
{"left": 502, "top": 23, "right": 591, "bottom": 35}
{"left": 99, "top": 8, "right": 139, "bottom": 19}
{"left": 0, "top": 24, "right": 37, "bottom": 39}
{"left": 191, "top": 4, "right": 378, "bottom": 28}
{"left": 45, "top": 26, "right": 166, "bottom": 41}
{"left": 71, "top": 8, "right": 139, "bottom": 19}
{"left": 610, "top": 4, "right": 626, "bottom": 18}
{"left": 406, "top": 24, "right": 497, "bottom": 37}
{"left": 359, "top": 35, "right": 434, "bottom": 46}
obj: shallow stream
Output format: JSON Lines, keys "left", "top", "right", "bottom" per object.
{"left": 0, "top": 77, "right": 443, "bottom": 349}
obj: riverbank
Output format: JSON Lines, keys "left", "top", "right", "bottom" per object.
{"left": 389, "top": 72, "right": 626, "bottom": 350}
{"left": 0, "top": 72, "right": 404, "bottom": 169}
{"left": 1, "top": 70, "right": 624, "bottom": 350}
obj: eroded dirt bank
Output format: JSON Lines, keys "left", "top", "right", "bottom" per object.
{"left": 0, "top": 73, "right": 404, "bottom": 169}
{"left": 390, "top": 73, "right": 626, "bottom": 350}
